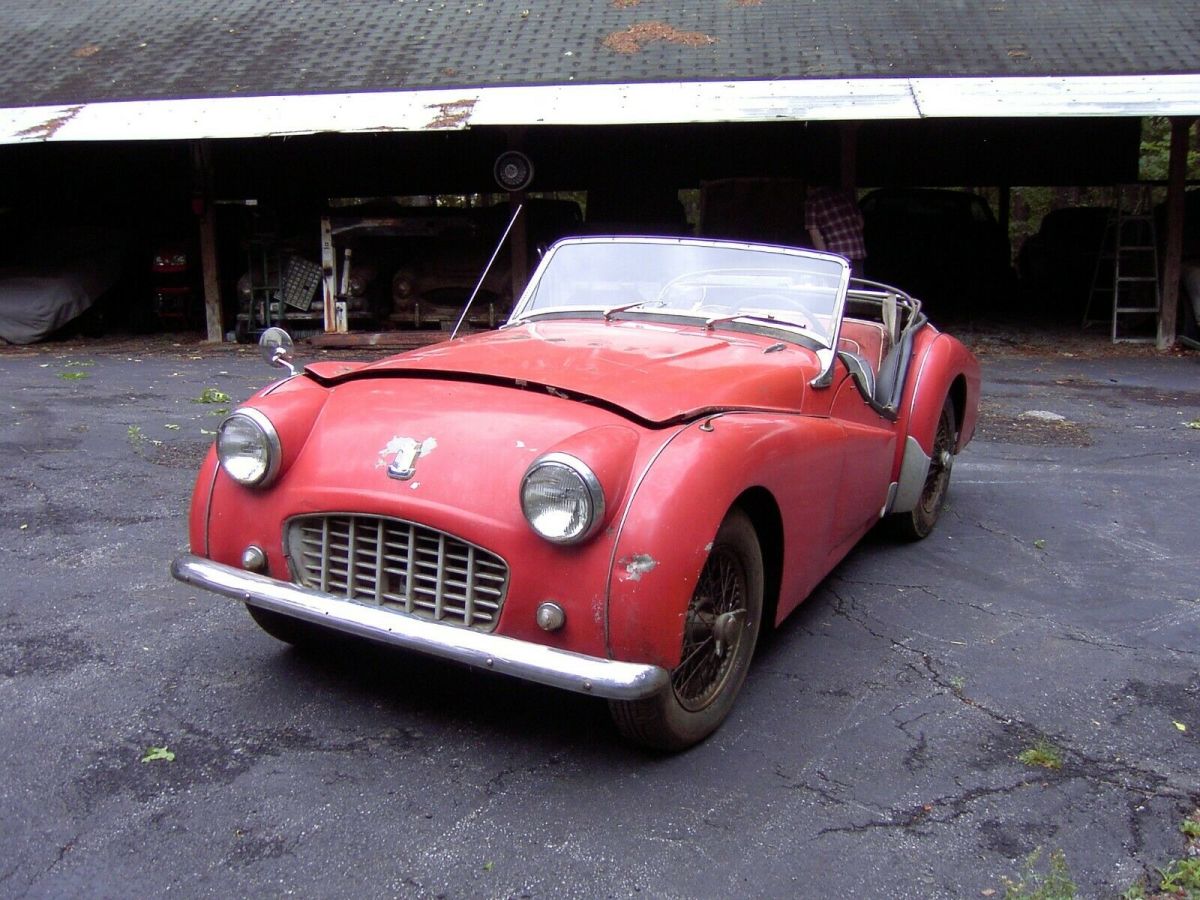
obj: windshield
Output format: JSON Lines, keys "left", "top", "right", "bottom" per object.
{"left": 510, "top": 238, "right": 849, "bottom": 346}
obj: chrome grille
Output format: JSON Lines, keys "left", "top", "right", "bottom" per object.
{"left": 285, "top": 515, "right": 509, "bottom": 631}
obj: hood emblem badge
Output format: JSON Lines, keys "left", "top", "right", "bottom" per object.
{"left": 378, "top": 436, "right": 438, "bottom": 481}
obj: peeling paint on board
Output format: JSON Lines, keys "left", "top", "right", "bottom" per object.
{"left": 15, "top": 105, "right": 83, "bottom": 140}
{"left": 426, "top": 98, "right": 476, "bottom": 129}
{"left": 4, "top": 76, "right": 1200, "bottom": 146}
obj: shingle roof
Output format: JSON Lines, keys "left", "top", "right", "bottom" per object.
{"left": 0, "top": 1, "right": 1197, "bottom": 142}
{"left": 2, "top": 0, "right": 1196, "bottom": 107}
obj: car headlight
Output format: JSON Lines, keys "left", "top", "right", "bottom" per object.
{"left": 520, "top": 452, "right": 605, "bottom": 544}
{"left": 217, "top": 409, "right": 280, "bottom": 487}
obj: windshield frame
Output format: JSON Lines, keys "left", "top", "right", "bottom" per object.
{"left": 507, "top": 237, "right": 851, "bottom": 377}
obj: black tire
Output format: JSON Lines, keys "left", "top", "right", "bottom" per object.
{"left": 609, "top": 509, "right": 764, "bottom": 751}
{"left": 890, "top": 397, "right": 956, "bottom": 541}
{"left": 245, "top": 604, "right": 325, "bottom": 647}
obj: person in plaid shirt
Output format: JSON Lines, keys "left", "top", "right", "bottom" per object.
{"left": 804, "top": 186, "right": 866, "bottom": 278}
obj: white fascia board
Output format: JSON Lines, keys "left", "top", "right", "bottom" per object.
{"left": 471, "top": 79, "right": 921, "bottom": 125}
{"left": 912, "top": 74, "right": 1200, "bottom": 117}
{"left": 0, "top": 80, "right": 919, "bottom": 144}
{"left": 1, "top": 74, "right": 1198, "bottom": 144}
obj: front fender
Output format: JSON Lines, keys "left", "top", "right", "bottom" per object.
{"left": 605, "top": 412, "right": 848, "bottom": 669}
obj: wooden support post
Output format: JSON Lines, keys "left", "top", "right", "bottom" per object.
{"left": 193, "top": 140, "right": 224, "bottom": 342}
{"left": 1158, "top": 116, "right": 1195, "bottom": 350}
{"left": 320, "top": 216, "right": 337, "bottom": 333}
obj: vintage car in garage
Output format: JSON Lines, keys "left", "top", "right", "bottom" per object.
{"left": 172, "top": 236, "right": 980, "bottom": 750}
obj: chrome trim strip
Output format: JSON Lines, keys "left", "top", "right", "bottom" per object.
{"left": 882, "top": 481, "right": 899, "bottom": 517}
{"left": 171, "top": 554, "right": 669, "bottom": 701}
{"left": 200, "top": 454, "right": 219, "bottom": 559}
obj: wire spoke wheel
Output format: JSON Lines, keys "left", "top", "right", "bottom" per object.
{"left": 888, "top": 396, "right": 957, "bottom": 541}
{"left": 918, "top": 403, "right": 955, "bottom": 519}
{"left": 609, "top": 509, "right": 763, "bottom": 751}
{"left": 672, "top": 546, "right": 747, "bottom": 711}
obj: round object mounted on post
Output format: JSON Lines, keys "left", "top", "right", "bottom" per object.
{"left": 494, "top": 151, "right": 534, "bottom": 192}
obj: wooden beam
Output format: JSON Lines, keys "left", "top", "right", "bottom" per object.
{"left": 192, "top": 140, "right": 224, "bottom": 342}
{"left": 1158, "top": 116, "right": 1195, "bottom": 350}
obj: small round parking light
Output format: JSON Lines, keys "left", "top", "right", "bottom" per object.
{"left": 536, "top": 602, "right": 566, "bottom": 632}
{"left": 241, "top": 545, "right": 268, "bottom": 573}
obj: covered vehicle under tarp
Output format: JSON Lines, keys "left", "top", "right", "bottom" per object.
{"left": 0, "top": 225, "right": 126, "bottom": 344}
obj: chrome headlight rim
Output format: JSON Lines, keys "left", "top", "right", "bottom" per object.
{"left": 217, "top": 407, "right": 281, "bottom": 488}
{"left": 520, "top": 452, "right": 605, "bottom": 545}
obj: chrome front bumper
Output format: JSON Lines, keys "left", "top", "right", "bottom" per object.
{"left": 170, "top": 554, "right": 670, "bottom": 701}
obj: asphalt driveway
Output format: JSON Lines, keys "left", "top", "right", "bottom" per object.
{"left": 1, "top": 333, "right": 1197, "bottom": 898}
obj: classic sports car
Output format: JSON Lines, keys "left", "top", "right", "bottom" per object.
{"left": 172, "top": 236, "right": 980, "bottom": 750}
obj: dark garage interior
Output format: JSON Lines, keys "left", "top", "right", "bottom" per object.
{"left": 1, "top": 2, "right": 1197, "bottom": 348}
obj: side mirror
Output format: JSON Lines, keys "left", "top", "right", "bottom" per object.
{"left": 837, "top": 349, "right": 876, "bottom": 403}
{"left": 259, "top": 327, "right": 297, "bottom": 377}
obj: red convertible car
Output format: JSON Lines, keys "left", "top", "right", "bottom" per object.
{"left": 172, "top": 236, "right": 980, "bottom": 750}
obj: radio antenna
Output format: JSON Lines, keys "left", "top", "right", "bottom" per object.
{"left": 451, "top": 203, "right": 524, "bottom": 339}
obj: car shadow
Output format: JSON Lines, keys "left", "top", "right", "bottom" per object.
{"left": 258, "top": 627, "right": 644, "bottom": 754}
{"left": 249, "top": 533, "right": 895, "bottom": 758}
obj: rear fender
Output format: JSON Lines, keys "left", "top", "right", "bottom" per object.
{"left": 890, "top": 331, "right": 981, "bottom": 513}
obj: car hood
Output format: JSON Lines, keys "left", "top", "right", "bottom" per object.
{"left": 321, "top": 320, "right": 819, "bottom": 424}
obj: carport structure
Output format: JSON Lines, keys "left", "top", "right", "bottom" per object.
{"left": 0, "top": 1, "right": 1197, "bottom": 347}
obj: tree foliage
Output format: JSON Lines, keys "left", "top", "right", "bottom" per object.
{"left": 1139, "top": 116, "right": 1200, "bottom": 182}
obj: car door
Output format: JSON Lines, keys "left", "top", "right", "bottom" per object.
{"left": 825, "top": 345, "right": 898, "bottom": 552}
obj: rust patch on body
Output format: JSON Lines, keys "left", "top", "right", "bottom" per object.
{"left": 426, "top": 98, "right": 477, "bottom": 129}
{"left": 16, "top": 105, "right": 84, "bottom": 141}
{"left": 602, "top": 22, "right": 717, "bottom": 54}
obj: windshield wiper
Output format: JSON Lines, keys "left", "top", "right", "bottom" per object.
{"left": 602, "top": 300, "right": 663, "bottom": 321}
{"left": 704, "top": 311, "right": 821, "bottom": 338}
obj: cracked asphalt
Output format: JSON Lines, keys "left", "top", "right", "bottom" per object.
{"left": 1, "top": 334, "right": 1197, "bottom": 898}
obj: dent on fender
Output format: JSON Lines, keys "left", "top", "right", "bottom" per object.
{"left": 619, "top": 553, "right": 659, "bottom": 582}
